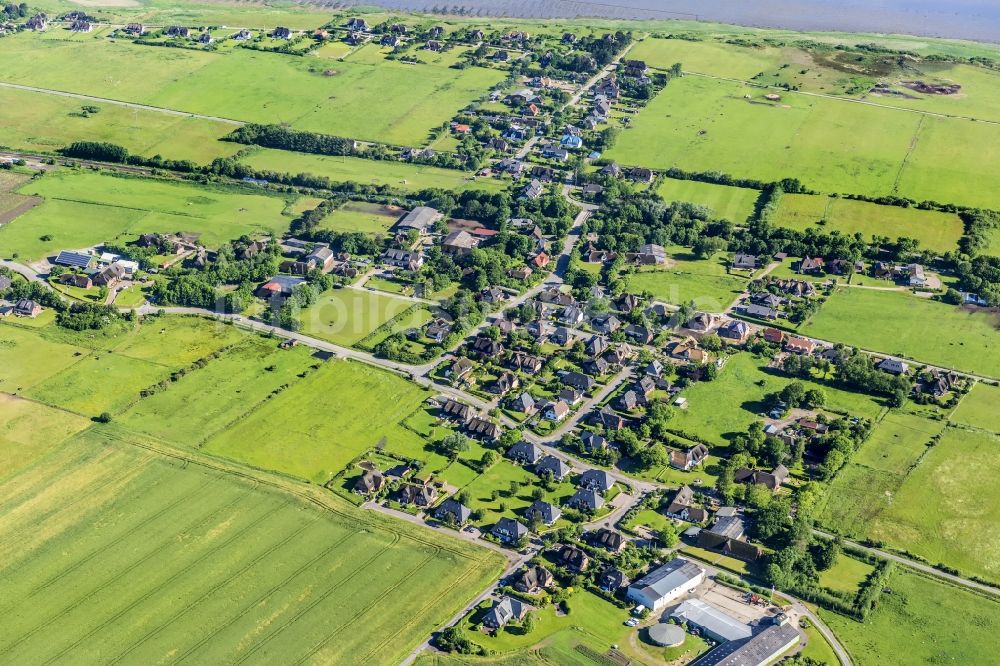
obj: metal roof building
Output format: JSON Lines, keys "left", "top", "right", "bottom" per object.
{"left": 670, "top": 598, "right": 752, "bottom": 643}
{"left": 626, "top": 558, "right": 705, "bottom": 611}
{"left": 54, "top": 250, "right": 93, "bottom": 269}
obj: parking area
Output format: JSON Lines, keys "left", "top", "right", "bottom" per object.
{"left": 699, "top": 580, "right": 776, "bottom": 624}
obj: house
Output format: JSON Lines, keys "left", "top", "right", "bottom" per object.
{"left": 618, "top": 390, "right": 640, "bottom": 411}
{"left": 71, "top": 19, "right": 93, "bottom": 32}
{"left": 381, "top": 34, "right": 400, "bottom": 47}
{"left": 600, "top": 162, "right": 622, "bottom": 178}
{"left": 907, "top": 263, "right": 928, "bottom": 287}
{"left": 591, "top": 528, "right": 627, "bottom": 553}
{"left": 752, "top": 292, "right": 784, "bottom": 308}
{"left": 777, "top": 279, "right": 816, "bottom": 298}
{"left": 530, "top": 252, "right": 551, "bottom": 269}
{"left": 492, "top": 517, "right": 528, "bottom": 544}
{"left": 543, "top": 400, "right": 570, "bottom": 422}
{"left": 626, "top": 558, "right": 706, "bottom": 611}
{"left": 558, "top": 388, "right": 583, "bottom": 405}
{"left": 380, "top": 248, "right": 423, "bottom": 271}
{"left": 797, "top": 418, "right": 829, "bottom": 435}
{"left": 514, "top": 565, "right": 554, "bottom": 594}
{"left": 536, "top": 455, "right": 571, "bottom": 481}
{"left": 479, "top": 286, "right": 507, "bottom": 305}
{"left": 599, "top": 567, "right": 630, "bottom": 592}
{"left": 628, "top": 243, "right": 667, "bottom": 265}
{"left": 523, "top": 179, "right": 545, "bottom": 200}
{"left": 670, "top": 444, "right": 709, "bottom": 471}
{"left": 232, "top": 29, "right": 252, "bottom": 40}
{"left": 585, "top": 357, "right": 610, "bottom": 376}
{"left": 525, "top": 500, "right": 561, "bottom": 526}
{"left": 482, "top": 596, "right": 528, "bottom": 629}
{"left": 507, "top": 440, "right": 543, "bottom": 465}
{"left": 740, "top": 304, "right": 780, "bottom": 320}
{"left": 685, "top": 312, "right": 717, "bottom": 333}
{"left": 624, "top": 59, "right": 648, "bottom": 77}
{"left": 665, "top": 485, "right": 707, "bottom": 523}
{"left": 762, "top": 327, "right": 785, "bottom": 344}
{"left": 629, "top": 167, "right": 655, "bottom": 184}
{"left": 561, "top": 32, "right": 577, "bottom": 43}
{"left": 510, "top": 392, "right": 537, "bottom": 416}
{"left": 694, "top": 620, "right": 800, "bottom": 666}
{"left": 595, "top": 406, "right": 626, "bottom": 431}
{"left": 435, "top": 498, "right": 472, "bottom": 525}
{"left": 165, "top": 26, "right": 189, "bottom": 37}
{"left": 734, "top": 464, "right": 789, "bottom": 491}
{"left": 13, "top": 299, "right": 42, "bottom": 318}
{"left": 508, "top": 351, "right": 543, "bottom": 373}
{"left": 397, "top": 482, "right": 437, "bottom": 508}
{"left": 878, "top": 358, "right": 910, "bottom": 375}
{"left": 197, "top": 31, "right": 213, "bottom": 44}
{"left": 670, "top": 338, "right": 709, "bottom": 365}
{"left": 698, "top": 515, "right": 762, "bottom": 560}
{"left": 561, "top": 372, "right": 596, "bottom": 392}
{"left": 566, "top": 488, "right": 604, "bottom": 512}
{"left": 798, "top": 256, "right": 825, "bottom": 274}
{"left": 508, "top": 266, "right": 533, "bottom": 280}
{"left": 60, "top": 273, "right": 93, "bottom": 289}
{"left": 625, "top": 324, "right": 654, "bottom": 345}
{"left": 26, "top": 13, "right": 48, "bottom": 29}
{"left": 395, "top": 206, "right": 441, "bottom": 235}
{"left": 635, "top": 376, "right": 656, "bottom": 399}
{"left": 425, "top": 318, "right": 452, "bottom": 343}
{"left": 719, "top": 320, "right": 750, "bottom": 342}
{"left": 466, "top": 416, "right": 502, "bottom": 441}
{"left": 448, "top": 357, "right": 474, "bottom": 382}
{"left": 670, "top": 599, "right": 752, "bottom": 643}
{"left": 581, "top": 183, "right": 604, "bottom": 199}
{"left": 472, "top": 336, "right": 504, "bottom": 358}
{"left": 556, "top": 544, "right": 590, "bottom": 572}
{"left": 560, "top": 134, "right": 584, "bottom": 151}
{"left": 580, "top": 431, "right": 607, "bottom": 453}
{"left": 256, "top": 275, "right": 306, "bottom": 299}
{"left": 353, "top": 468, "right": 385, "bottom": 496}
{"left": 732, "top": 253, "right": 757, "bottom": 270}
{"left": 93, "top": 263, "right": 125, "bottom": 288}
{"left": 604, "top": 345, "right": 633, "bottom": 368}
{"left": 271, "top": 26, "right": 292, "bottom": 39}
{"left": 784, "top": 336, "right": 816, "bottom": 355}
{"left": 526, "top": 320, "right": 553, "bottom": 340}
{"left": 424, "top": 39, "right": 442, "bottom": 51}
{"left": 591, "top": 314, "right": 621, "bottom": 335}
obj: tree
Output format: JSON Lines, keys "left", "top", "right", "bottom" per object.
{"left": 438, "top": 432, "right": 471, "bottom": 457}
{"left": 803, "top": 387, "right": 826, "bottom": 408}
{"left": 521, "top": 611, "right": 536, "bottom": 634}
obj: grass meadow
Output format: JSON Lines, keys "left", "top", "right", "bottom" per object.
{"left": 319, "top": 201, "right": 404, "bottom": 235}
{"left": 0, "top": 393, "right": 88, "bottom": 480}
{"left": 606, "top": 74, "right": 1000, "bottom": 209}
{"left": 820, "top": 568, "right": 1000, "bottom": 666}
{"left": 851, "top": 412, "right": 943, "bottom": 475}
{"left": 657, "top": 177, "right": 759, "bottom": 223}
{"left": 818, "top": 555, "right": 875, "bottom": 595}
{"left": 0, "top": 427, "right": 503, "bottom": 665}
{"left": 300, "top": 287, "right": 432, "bottom": 348}
{"left": 2, "top": 170, "right": 294, "bottom": 259}
{"left": 625, "top": 266, "right": 748, "bottom": 311}
{"left": 950, "top": 382, "right": 1000, "bottom": 433}
{"left": 803, "top": 288, "right": 1000, "bottom": 378}
{"left": 204, "top": 359, "right": 432, "bottom": 484}
{"left": 773, "top": 194, "right": 965, "bottom": 254}
{"left": 0, "top": 322, "right": 89, "bottom": 391}
{"left": 243, "top": 148, "right": 506, "bottom": 192}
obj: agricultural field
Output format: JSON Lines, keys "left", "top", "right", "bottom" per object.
{"left": 802, "top": 288, "right": 1000, "bottom": 378}
{"left": 606, "top": 74, "right": 1000, "bottom": 209}
{"left": 820, "top": 568, "right": 1000, "bottom": 666}
{"left": 629, "top": 37, "right": 786, "bottom": 80}
{"left": 950, "top": 381, "right": 1000, "bottom": 432}
{"left": 0, "top": 170, "right": 40, "bottom": 226}
{"left": 242, "top": 148, "right": 506, "bottom": 192}
{"left": 0, "top": 393, "right": 89, "bottom": 480}
{"left": 1, "top": 170, "right": 296, "bottom": 260}
{"left": 0, "top": 86, "right": 241, "bottom": 163}
{"left": 299, "top": 287, "right": 433, "bottom": 348}
{"left": 773, "top": 194, "right": 965, "bottom": 254}
{"left": 657, "top": 177, "right": 759, "bottom": 223}
{"left": 0, "top": 427, "right": 503, "bottom": 665}
{"left": 852, "top": 412, "right": 943, "bottom": 475}
{"left": 203, "top": 359, "right": 431, "bottom": 484}
{"left": 0, "top": 35, "right": 504, "bottom": 145}
{"left": 817, "top": 555, "right": 876, "bottom": 595}
{"left": 0, "top": 322, "right": 90, "bottom": 391}
{"left": 319, "top": 201, "right": 405, "bottom": 235}
{"left": 112, "top": 315, "right": 246, "bottom": 367}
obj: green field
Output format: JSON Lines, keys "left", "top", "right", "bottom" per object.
{"left": 951, "top": 382, "right": 1000, "bottom": 433}
{"left": 625, "top": 269, "right": 747, "bottom": 311}
{"left": 803, "top": 288, "right": 1000, "bottom": 378}
{"left": 0, "top": 86, "right": 241, "bottom": 163}
{"left": 0, "top": 426, "right": 503, "bottom": 665}
{"left": 204, "top": 359, "right": 431, "bottom": 484}
{"left": 853, "top": 412, "right": 943, "bottom": 475}
{"left": 0, "top": 393, "right": 89, "bottom": 480}
{"left": 0, "top": 322, "right": 89, "bottom": 391}
{"left": 607, "top": 75, "right": 1000, "bottom": 209}
{"left": 630, "top": 38, "right": 786, "bottom": 80}
{"left": 657, "top": 177, "right": 759, "bottom": 223}
{"left": 300, "top": 287, "right": 432, "bottom": 348}
{"left": 0, "top": 34, "right": 504, "bottom": 145}
{"left": 320, "top": 201, "right": 404, "bottom": 235}
{"left": 242, "top": 148, "right": 505, "bottom": 192}
{"left": 818, "top": 555, "right": 875, "bottom": 595}
{"left": 773, "top": 194, "right": 965, "bottom": 253}
{"left": 820, "top": 568, "right": 1000, "bottom": 666}
{"left": 1, "top": 170, "right": 295, "bottom": 260}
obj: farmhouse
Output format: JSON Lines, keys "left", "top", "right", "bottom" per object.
{"left": 878, "top": 358, "right": 910, "bottom": 375}
{"left": 482, "top": 596, "right": 528, "bottom": 629}
{"left": 734, "top": 465, "right": 789, "bottom": 491}
{"left": 394, "top": 206, "right": 441, "bottom": 235}
{"left": 353, "top": 468, "right": 385, "bottom": 496}
{"left": 698, "top": 515, "right": 762, "bottom": 560}
{"left": 626, "top": 558, "right": 705, "bottom": 611}
{"left": 731, "top": 253, "right": 758, "bottom": 270}
{"left": 13, "top": 299, "right": 42, "bottom": 318}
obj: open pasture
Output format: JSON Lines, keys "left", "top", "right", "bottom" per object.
{"left": 625, "top": 269, "right": 747, "bottom": 311}
{"left": 657, "top": 177, "right": 759, "bottom": 223}
{"left": 118, "top": 337, "right": 317, "bottom": 446}
{"left": 818, "top": 555, "right": 875, "bottom": 595}
{"left": 773, "top": 194, "right": 965, "bottom": 253}
{"left": 2, "top": 170, "right": 293, "bottom": 259}
{"left": 203, "top": 359, "right": 431, "bottom": 484}
{"left": 0, "top": 35, "right": 504, "bottom": 145}
{"left": 606, "top": 74, "right": 1000, "bottom": 209}
{"left": 0, "top": 393, "right": 89, "bottom": 480}
{"left": 803, "top": 288, "right": 1000, "bottom": 378}
{"left": 242, "top": 148, "right": 506, "bottom": 192}
{"left": 0, "top": 323, "right": 89, "bottom": 391}
{"left": 0, "top": 427, "right": 502, "bottom": 665}
{"left": 113, "top": 315, "right": 245, "bottom": 367}
{"left": 853, "top": 412, "right": 942, "bottom": 475}
{"left": 951, "top": 381, "right": 1000, "bottom": 433}
{"left": 299, "top": 287, "right": 431, "bottom": 348}
{"left": 320, "top": 201, "right": 403, "bottom": 235}
{"left": 630, "top": 37, "right": 786, "bottom": 80}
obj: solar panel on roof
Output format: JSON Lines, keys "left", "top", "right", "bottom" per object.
{"left": 55, "top": 251, "right": 93, "bottom": 268}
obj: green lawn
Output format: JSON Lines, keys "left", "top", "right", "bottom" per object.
{"left": 820, "top": 568, "right": 1000, "bottom": 666}
{"left": 803, "top": 288, "right": 1000, "bottom": 378}
{"left": 0, "top": 393, "right": 89, "bottom": 481}
{"left": 950, "top": 382, "right": 1000, "bottom": 433}
{"left": 853, "top": 412, "right": 943, "bottom": 475}
{"left": 243, "top": 149, "right": 505, "bottom": 192}
{"left": 319, "top": 201, "right": 402, "bottom": 235}
{"left": 203, "top": 359, "right": 431, "bottom": 484}
{"left": 299, "top": 287, "right": 431, "bottom": 348}
{"left": 817, "top": 463, "right": 904, "bottom": 538}
{"left": 773, "top": 194, "right": 965, "bottom": 254}
{"left": 657, "top": 177, "right": 759, "bottom": 223}
{"left": 0, "top": 322, "right": 90, "bottom": 392}
{"left": 625, "top": 269, "right": 747, "bottom": 311}
{"left": 818, "top": 555, "right": 875, "bottom": 595}
{"left": 2, "top": 170, "right": 295, "bottom": 260}
{"left": 0, "top": 426, "right": 503, "bottom": 665}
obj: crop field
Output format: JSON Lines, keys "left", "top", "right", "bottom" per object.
{"left": 657, "top": 177, "right": 759, "bottom": 223}
{"left": 951, "top": 382, "right": 1000, "bottom": 433}
{"left": 319, "top": 201, "right": 404, "bottom": 235}
{"left": 802, "top": 288, "right": 1000, "bottom": 378}
{"left": 820, "top": 568, "right": 1000, "bottom": 666}
{"left": 242, "top": 148, "right": 505, "bottom": 192}
{"left": 0, "top": 86, "right": 240, "bottom": 163}
{"left": 0, "top": 323, "right": 89, "bottom": 391}
{"left": 300, "top": 287, "right": 431, "bottom": 348}
{"left": 773, "top": 194, "right": 965, "bottom": 253}
{"left": 852, "top": 412, "right": 943, "bottom": 474}
{"left": 118, "top": 338, "right": 318, "bottom": 446}
{"left": 0, "top": 35, "right": 504, "bottom": 145}
{"left": 204, "top": 359, "right": 431, "bottom": 484}
{"left": 0, "top": 427, "right": 503, "bottom": 665}
{"left": 670, "top": 353, "right": 884, "bottom": 446}
{"left": 0, "top": 393, "right": 88, "bottom": 480}
{"left": 606, "top": 75, "right": 1000, "bottom": 209}
{"left": 1, "top": 170, "right": 293, "bottom": 259}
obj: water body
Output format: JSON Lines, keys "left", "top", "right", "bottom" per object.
{"left": 343, "top": 0, "right": 1000, "bottom": 44}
